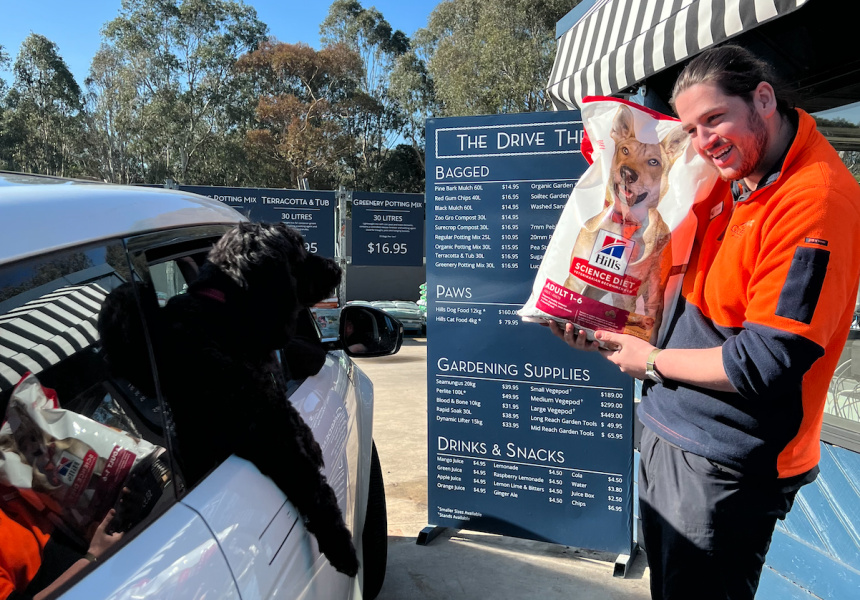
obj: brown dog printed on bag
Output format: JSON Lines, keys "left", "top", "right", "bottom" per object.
{"left": 563, "top": 104, "right": 688, "bottom": 343}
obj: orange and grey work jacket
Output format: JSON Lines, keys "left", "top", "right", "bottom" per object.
{"left": 639, "top": 108, "right": 860, "bottom": 480}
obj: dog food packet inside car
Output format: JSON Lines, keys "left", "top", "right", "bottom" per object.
{"left": 518, "top": 98, "right": 719, "bottom": 345}
{"left": 0, "top": 373, "right": 163, "bottom": 541}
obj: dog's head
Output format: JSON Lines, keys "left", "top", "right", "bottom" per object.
{"left": 608, "top": 105, "right": 688, "bottom": 222}
{"left": 204, "top": 222, "right": 342, "bottom": 345}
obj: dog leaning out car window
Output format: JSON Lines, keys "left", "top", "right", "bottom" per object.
{"left": 101, "top": 222, "right": 360, "bottom": 576}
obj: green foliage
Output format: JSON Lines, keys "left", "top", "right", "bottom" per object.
{"left": 320, "top": 0, "right": 416, "bottom": 190}
{"left": 80, "top": 44, "right": 143, "bottom": 183}
{"left": 0, "top": 45, "right": 9, "bottom": 97}
{"left": 0, "top": 252, "right": 94, "bottom": 304}
{"left": 237, "top": 40, "right": 362, "bottom": 189}
{"left": 389, "top": 49, "right": 434, "bottom": 169}
{"left": 374, "top": 143, "right": 425, "bottom": 192}
{"left": 814, "top": 116, "right": 859, "bottom": 128}
{"left": 99, "top": 0, "right": 267, "bottom": 183}
{"left": 813, "top": 115, "right": 860, "bottom": 179}
{"left": 0, "top": 45, "right": 11, "bottom": 168}
{"left": 1, "top": 34, "right": 84, "bottom": 176}
{"left": 416, "top": 0, "right": 574, "bottom": 116}
{"left": 1, "top": 0, "right": 571, "bottom": 190}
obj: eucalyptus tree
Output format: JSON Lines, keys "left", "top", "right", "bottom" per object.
{"left": 0, "top": 45, "right": 10, "bottom": 168}
{"left": 0, "top": 44, "right": 9, "bottom": 97}
{"left": 237, "top": 40, "right": 363, "bottom": 189}
{"left": 100, "top": 0, "right": 267, "bottom": 183}
{"left": 414, "top": 0, "right": 574, "bottom": 116}
{"left": 320, "top": 0, "right": 410, "bottom": 189}
{"left": 3, "top": 34, "right": 83, "bottom": 176}
{"left": 389, "top": 50, "right": 434, "bottom": 170}
{"left": 82, "top": 45, "right": 142, "bottom": 183}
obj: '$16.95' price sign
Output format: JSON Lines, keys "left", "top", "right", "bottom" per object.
{"left": 368, "top": 242, "right": 408, "bottom": 255}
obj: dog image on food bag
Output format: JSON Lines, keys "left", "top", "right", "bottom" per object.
{"left": 519, "top": 98, "right": 717, "bottom": 345}
{"left": 564, "top": 104, "right": 688, "bottom": 341}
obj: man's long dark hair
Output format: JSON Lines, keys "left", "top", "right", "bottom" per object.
{"left": 670, "top": 44, "right": 795, "bottom": 118}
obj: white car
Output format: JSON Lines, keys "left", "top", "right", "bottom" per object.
{"left": 0, "top": 172, "right": 397, "bottom": 600}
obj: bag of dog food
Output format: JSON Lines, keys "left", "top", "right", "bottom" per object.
{"left": 518, "top": 98, "right": 718, "bottom": 345}
{"left": 0, "top": 373, "right": 162, "bottom": 539}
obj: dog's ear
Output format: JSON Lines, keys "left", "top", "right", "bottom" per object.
{"left": 661, "top": 126, "right": 689, "bottom": 164}
{"left": 610, "top": 105, "right": 635, "bottom": 143}
{"left": 293, "top": 255, "right": 342, "bottom": 307}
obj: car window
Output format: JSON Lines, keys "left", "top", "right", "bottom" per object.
{"left": 148, "top": 256, "right": 202, "bottom": 305}
{"left": 0, "top": 242, "right": 176, "bottom": 599}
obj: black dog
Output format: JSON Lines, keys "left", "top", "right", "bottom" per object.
{"left": 100, "top": 222, "right": 357, "bottom": 576}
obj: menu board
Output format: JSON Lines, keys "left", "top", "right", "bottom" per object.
{"left": 179, "top": 185, "right": 336, "bottom": 258}
{"left": 425, "top": 112, "right": 635, "bottom": 554}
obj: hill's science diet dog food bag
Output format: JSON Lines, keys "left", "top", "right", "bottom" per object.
{"left": 0, "top": 373, "right": 163, "bottom": 540}
{"left": 518, "top": 98, "right": 718, "bottom": 345}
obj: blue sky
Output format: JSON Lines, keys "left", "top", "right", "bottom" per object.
{"left": 0, "top": 0, "right": 442, "bottom": 87}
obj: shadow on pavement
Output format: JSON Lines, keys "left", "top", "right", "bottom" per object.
{"left": 378, "top": 530, "right": 648, "bottom": 600}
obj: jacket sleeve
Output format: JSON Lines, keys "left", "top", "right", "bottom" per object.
{"left": 723, "top": 182, "right": 860, "bottom": 399}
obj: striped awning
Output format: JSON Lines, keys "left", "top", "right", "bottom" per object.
{"left": 547, "top": 0, "right": 812, "bottom": 110}
{"left": 0, "top": 283, "right": 109, "bottom": 392}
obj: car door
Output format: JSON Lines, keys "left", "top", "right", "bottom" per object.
{"left": 124, "top": 228, "right": 358, "bottom": 600}
{"left": 177, "top": 356, "right": 357, "bottom": 600}
{"left": 58, "top": 502, "right": 241, "bottom": 600}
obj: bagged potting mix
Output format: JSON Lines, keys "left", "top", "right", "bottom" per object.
{"left": 0, "top": 373, "right": 163, "bottom": 540}
{"left": 518, "top": 98, "right": 718, "bottom": 345}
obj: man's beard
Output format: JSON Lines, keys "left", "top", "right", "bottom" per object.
{"left": 721, "top": 107, "right": 769, "bottom": 182}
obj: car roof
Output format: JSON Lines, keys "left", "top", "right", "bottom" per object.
{"left": 374, "top": 300, "right": 416, "bottom": 307}
{"left": 0, "top": 172, "right": 244, "bottom": 265}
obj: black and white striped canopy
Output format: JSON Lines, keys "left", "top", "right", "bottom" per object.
{"left": 0, "top": 283, "right": 109, "bottom": 392}
{"left": 547, "top": 0, "right": 812, "bottom": 110}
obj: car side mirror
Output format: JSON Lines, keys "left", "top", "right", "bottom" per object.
{"left": 338, "top": 305, "right": 403, "bottom": 357}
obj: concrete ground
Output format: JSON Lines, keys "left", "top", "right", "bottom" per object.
{"left": 352, "top": 337, "right": 652, "bottom": 600}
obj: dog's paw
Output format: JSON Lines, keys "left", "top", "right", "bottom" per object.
{"left": 308, "top": 517, "right": 359, "bottom": 577}
{"left": 322, "top": 537, "right": 359, "bottom": 577}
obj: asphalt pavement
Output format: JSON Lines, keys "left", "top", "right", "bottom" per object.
{"left": 352, "top": 337, "right": 652, "bottom": 600}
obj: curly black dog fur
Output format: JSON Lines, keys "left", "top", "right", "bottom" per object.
{"left": 99, "top": 222, "right": 357, "bottom": 576}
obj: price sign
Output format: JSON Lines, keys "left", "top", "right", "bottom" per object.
{"left": 352, "top": 191, "right": 424, "bottom": 266}
{"left": 367, "top": 242, "right": 409, "bottom": 255}
{"left": 179, "top": 185, "right": 336, "bottom": 257}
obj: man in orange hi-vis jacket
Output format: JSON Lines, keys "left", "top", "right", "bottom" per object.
{"left": 550, "top": 45, "right": 860, "bottom": 600}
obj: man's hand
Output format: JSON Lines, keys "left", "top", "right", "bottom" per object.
{"left": 33, "top": 510, "right": 126, "bottom": 600}
{"left": 595, "top": 331, "right": 655, "bottom": 379}
{"left": 89, "top": 509, "right": 124, "bottom": 558}
{"left": 547, "top": 320, "right": 734, "bottom": 391}
{"left": 547, "top": 320, "right": 601, "bottom": 351}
